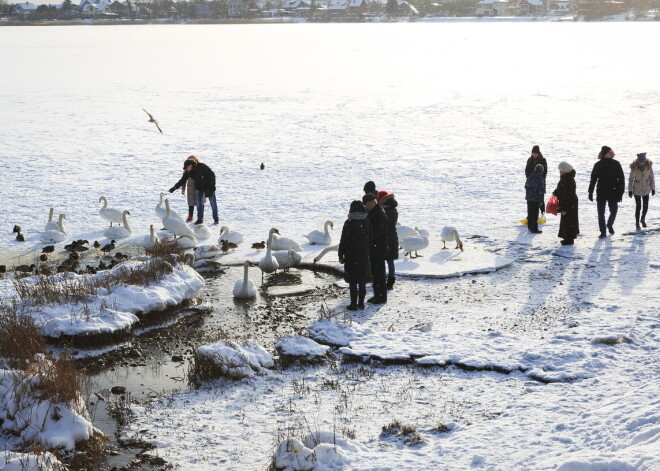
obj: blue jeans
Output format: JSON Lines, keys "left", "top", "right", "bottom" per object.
{"left": 195, "top": 190, "right": 218, "bottom": 223}
{"left": 597, "top": 199, "right": 618, "bottom": 234}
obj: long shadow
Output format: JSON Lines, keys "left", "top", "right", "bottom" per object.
{"left": 567, "top": 237, "right": 614, "bottom": 309}
{"left": 618, "top": 233, "right": 649, "bottom": 296}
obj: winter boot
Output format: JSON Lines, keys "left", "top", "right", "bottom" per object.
{"left": 641, "top": 216, "right": 647, "bottom": 228}
{"left": 347, "top": 289, "right": 358, "bottom": 311}
{"left": 387, "top": 277, "right": 395, "bottom": 290}
{"left": 187, "top": 206, "right": 194, "bottom": 222}
{"left": 357, "top": 290, "right": 365, "bottom": 310}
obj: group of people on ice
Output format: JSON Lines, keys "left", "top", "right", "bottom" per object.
{"left": 525, "top": 145, "right": 655, "bottom": 245}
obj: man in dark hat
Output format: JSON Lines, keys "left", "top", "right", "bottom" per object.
{"left": 169, "top": 158, "right": 219, "bottom": 225}
{"left": 363, "top": 181, "right": 378, "bottom": 198}
{"left": 588, "top": 146, "right": 625, "bottom": 238}
{"left": 362, "top": 193, "right": 388, "bottom": 304}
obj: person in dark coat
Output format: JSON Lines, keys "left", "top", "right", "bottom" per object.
{"left": 553, "top": 162, "right": 579, "bottom": 245}
{"left": 525, "top": 145, "right": 548, "bottom": 213}
{"left": 170, "top": 158, "right": 219, "bottom": 225}
{"left": 588, "top": 146, "right": 625, "bottom": 238}
{"left": 363, "top": 193, "right": 388, "bottom": 304}
{"left": 525, "top": 163, "right": 545, "bottom": 234}
{"left": 338, "top": 200, "right": 372, "bottom": 311}
{"left": 377, "top": 190, "right": 399, "bottom": 290}
{"left": 363, "top": 181, "right": 378, "bottom": 197}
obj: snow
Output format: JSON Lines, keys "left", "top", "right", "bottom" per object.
{"left": 0, "top": 452, "right": 63, "bottom": 471}
{"left": 196, "top": 339, "right": 274, "bottom": 378}
{"left": 276, "top": 335, "right": 330, "bottom": 358}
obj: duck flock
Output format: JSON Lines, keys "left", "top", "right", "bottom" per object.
{"left": 4, "top": 194, "right": 464, "bottom": 300}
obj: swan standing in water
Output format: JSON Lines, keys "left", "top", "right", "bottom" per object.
{"left": 99, "top": 196, "right": 125, "bottom": 227}
{"left": 258, "top": 228, "right": 280, "bottom": 280}
{"left": 313, "top": 244, "right": 339, "bottom": 263}
{"left": 273, "top": 249, "right": 302, "bottom": 272}
{"left": 104, "top": 211, "right": 132, "bottom": 239}
{"left": 304, "top": 220, "right": 334, "bottom": 245}
{"left": 44, "top": 208, "right": 59, "bottom": 231}
{"left": 163, "top": 199, "right": 195, "bottom": 239}
{"left": 219, "top": 226, "right": 244, "bottom": 245}
{"left": 233, "top": 260, "right": 257, "bottom": 298}
{"left": 155, "top": 192, "right": 181, "bottom": 221}
{"left": 193, "top": 224, "right": 211, "bottom": 241}
{"left": 400, "top": 234, "right": 429, "bottom": 259}
{"left": 441, "top": 226, "right": 464, "bottom": 252}
{"left": 40, "top": 214, "right": 67, "bottom": 243}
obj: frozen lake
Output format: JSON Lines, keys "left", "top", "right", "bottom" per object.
{"left": 1, "top": 23, "right": 659, "bottom": 258}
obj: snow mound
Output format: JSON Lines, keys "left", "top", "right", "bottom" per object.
{"left": 308, "top": 319, "right": 373, "bottom": 347}
{"left": 196, "top": 339, "right": 274, "bottom": 379}
{"left": 273, "top": 431, "right": 368, "bottom": 471}
{"left": 0, "top": 451, "right": 64, "bottom": 471}
{"left": 276, "top": 335, "right": 330, "bottom": 359}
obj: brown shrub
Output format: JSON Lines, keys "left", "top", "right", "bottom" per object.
{"left": 24, "top": 352, "right": 88, "bottom": 404}
{"left": 145, "top": 236, "right": 185, "bottom": 261}
{"left": 0, "top": 304, "right": 46, "bottom": 364}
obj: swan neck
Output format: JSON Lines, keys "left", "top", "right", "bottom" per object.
{"left": 48, "top": 208, "right": 54, "bottom": 222}
{"left": 123, "top": 212, "right": 131, "bottom": 232}
{"left": 164, "top": 199, "right": 171, "bottom": 218}
{"left": 324, "top": 221, "right": 330, "bottom": 235}
{"left": 100, "top": 197, "right": 107, "bottom": 211}
{"left": 243, "top": 262, "right": 250, "bottom": 284}
{"left": 58, "top": 215, "right": 65, "bottom": 233}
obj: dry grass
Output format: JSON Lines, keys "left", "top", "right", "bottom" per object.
{"left": 381, "top": 420, "right": 425, "bottom": 445}
{"left": 145, "top": 236, "right": 185, "bottom": 261}
{"left": 22, "top": 352, "right": 88, "bottom": 404}
{"left": 0, "top": 304, "right": 46, "bottom": 365}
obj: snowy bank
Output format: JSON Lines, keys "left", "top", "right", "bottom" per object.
{"left": 0, "top": 452, "right": 64, "bottom": 471}
{"left": 195, "top": 339, "right": 274, "bottom": 379}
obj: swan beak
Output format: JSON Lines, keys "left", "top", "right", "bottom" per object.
{"left": 127, "top": 211, "right": 131, "bottom": 216}
{"left": 274, "top": 229, "right": 280, "bottom": 235}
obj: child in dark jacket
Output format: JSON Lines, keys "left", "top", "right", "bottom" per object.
{"left": 338, "top": 200, "right": 373, "bottom": 311}
{"left": 525, "top": 163, "right": 545, "bottom": 233}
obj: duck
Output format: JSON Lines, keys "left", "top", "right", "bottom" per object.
{"left": 0, "top": 265, "right": 6, "bottom": 274}
{"left": 177, "top": 233, "right": 197, "bottom": 249}
{"left": 12, "top": 225, "right": 21, "bottom": 233}
{"left": 219, "top": 226, "right": 244, "bottom": 245}
{"left": 441, "top": 226, "right": 464, "bottom": 252}
{"left": 220, "top": 240, "right": 238, "bottom": 254}
{"left": 233, "top": 260, "right": 257, "bottom": 298}
{"left": 93, "top": 240, "right": 101, "bottom": 249}
{"left": 271, "top": 232, "right": 303, "bottom": 252}
{"left": 400, "top": 234, "right": 429, "bottom": 259}
{"left": 304, "top": 220, "right": 334, "bottom": 245}
{"left": 258, "top": 228, "right": 280, "bottom": 279}
{"left": 100, "top": 240, "right": 116, "bottom": 255}
{"left": 99, "top": 196, "right": 125, "bottom": 227}
{"left": 251, "top": 241, "right": 266, "bottom": 251}
{"left": 194, "top": 244, "right": 221, "bottom": 259}
{"left": 313, "top": 244, "right": 339, "bottom": 264}
{"left": 193, "top": 224, "right": 211, "bottom": 241}
{"left": 396, "top": 224, "right": 419, "bottom": 239}
{"left": 155, "top": 192, "right": 181, "bottom": 221}
{"left": 40, "top": 214, "right": 67, "bottom": 243}
{"left": 163, "top": 199, "right": 195, "bottom": 239}
{"left": 42, "top": 245, "right": 55, "bottom": 254}
{"left": 104, "top": 210, "right": 132, "bottom": 239}
{"left": 39, "top": 254, "right": 48, "bottom": 262}
{"left": 16, "top": 233, "right": 25, "bottom": 242}
{"left": 44, "top": 208, "right": 59, "bottom": 231}
{"left": 15, "top": 264, "right": 35, "bottom": 273}
{"left": 273, "top": 249, "right": 302, "bottom": 272}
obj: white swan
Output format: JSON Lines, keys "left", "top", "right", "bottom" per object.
{"left": 40, "top": 214, "right": 67, "bottom": 243}
{"left": 233, "top": 260, "right": 257, "bottom": 298}
{"left": 194, "top": 244, "right": 221, "bottom": 259}
{"left": 193, "top": 224, "right": 211, "bottom": 241}
{"left": 177, "top": 233, "right": 197, "bottom": 249}
{"left": 258, "top": 228, "right": 280, "bottom": 278}
{"left": 271, "top": 233, "right": 303, "bottom": 252}
{"left": 163, "top": 199, "right": 195, "bottom": 239}
{"left": 396, "top": 224, "right": 419, "bottom": 239}
{"left": 104, "top": 210, "right": 132, "bottom": 239}
{"left": 44, "top": 207, "right": 59, "bottom": 231}
{"left": 155, "top": 192, "right": 181, "bottom": 221}
{"left": 149, "top": 225, "right": 157, "bottom": 247}
{"left": 313, "top": 244, "right": 339, "bottom": 263}
{"left": 273, "top": 249, "right": 302, "bottom": 271}
{"left": 415, "top": 227, "right": 430, "bottom": 239}
{"left": 304, "top": 220, "right": 334, "bottom": 245}
{"left": 400, "top": 235, "right": 429, "bottom": 259}
{"left": 99, "top": 196, "right": 125, "bottom": 227}
{"left": 191, "top": 259, "right": 225, "bottom": 274}
{"left": 219, "top": 226, "right": 244, "bottom": 245}
{"left": 441, "top": 226, "right": 464, "bottom": 252}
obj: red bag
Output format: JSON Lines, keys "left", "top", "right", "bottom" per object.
{"left": 546, "top": 196, "right": 559, "bottom": 215}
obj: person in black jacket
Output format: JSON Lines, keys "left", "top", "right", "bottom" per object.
{"left": 363, "top": 181, "right": 378, "bottom": 198}
{"left": 525, "top": 145, "right": 548, "bottom": 213}
{"left": 338, "top": 201, "right": 373, "bottom": 311}
{"left": 363, "top": 193, "right": 388, "bottom": 304}
{"left": 170, "top": 158, "right": 219, "bottom": 225}
{"left": 376, "top": 191, "right": 399, "bottom": 290}
{"left": 525, "top": 164, "right": 545, "bottom": 234}
{"left": 553, "top": 162, "right": 579, "bottom": 245}
{"left": 588, "top": 146, "right": 625, "bottom": 238}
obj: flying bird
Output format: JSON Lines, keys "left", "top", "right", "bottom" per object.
{"left": 143, "top": 108, "right": 163, "bottom": 134}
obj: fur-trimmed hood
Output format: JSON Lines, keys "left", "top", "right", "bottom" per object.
{"left": 630, "top": 159, "right": 653, "bottom": 170}
{"left": 379, "top": 193, "right": 398, "bottom": 207}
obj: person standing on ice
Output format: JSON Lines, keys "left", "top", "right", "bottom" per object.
{"left": 338, "top": 200, "right": 373, "bottom": 311}
{"left": 525, "top": 145, "right": 548, "bottom": 214}
{"left": 553, "top": 162, "right": 579, "bottom": 246}
{"left": 169, "top": 158, "right": 219, "bottom": 225}
{"left": 376, "top": 190, "right": 399, "bottom": 290}
{"left": 363, "top": 181, "right": 378, "bottom": 198}
{"left": 588, "top": 146, "right": 625, "bottom": 238}
{"left": 362, "top": 193, "right": 389, "bottom": 304}
{"left": 525, "top": 164, "right": 545, "bottom": 234}
{"left": 628, "top": 152, "right": 655, "bottom": 230}
{"left": 177, "top": 155, "right": 204, "bottom": 222}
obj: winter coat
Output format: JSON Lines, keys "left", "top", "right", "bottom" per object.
{"left": 173, "top": 163, "right": 216, "bottom": 197}
{"left": 379, "top": 194, "right": 399, "bottom": 261}
{"left": 525, "top": 166, "right": 545, "bottom": 202}
{"left": 180, "top": 174, "right": 205, "bottom": 206}
{"left": 367, "top": 203, "right": 389, "bottom": 260}
{"left": 553, "top": 170, "right": 579, "bottom": 240}
{"left": 525, "top": 155, "right": 548, "bottom": 184}
{"left": 628, "top": 160, "right": 655, "bottom": 196}
{"left": 338, "top": 215, "right": 372, "bottom": 284}
{"left": 588, "top": 158, "right": 625, "bottom": 202}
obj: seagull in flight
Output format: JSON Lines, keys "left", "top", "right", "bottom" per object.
{"left": 143, "top": 108, "right": 163, "bottom": 134}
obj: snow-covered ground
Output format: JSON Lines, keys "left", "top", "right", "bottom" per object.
{"left": 1, "top": 23, "right": 659, "bottom": 470}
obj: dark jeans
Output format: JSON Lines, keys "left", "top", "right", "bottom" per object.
{"left": 349, "top": 283, "right": 366, "bottom": 306}
{"left": 634, "top": 195, "right": 649, "bottom": 223}
{"left": 526, "top": 201, "right": 540, "bottom": 232}
{"left": 597, "top": 199, "right": 618, "bottom": 234}
{"left": 195, "top": 190, "right": 219, "bottom": 223}
{"left": 386, "top": 259, "right": 395, "bottom": 280}
{"left": 371, "top": 257, "right": 387, "bottom": 299}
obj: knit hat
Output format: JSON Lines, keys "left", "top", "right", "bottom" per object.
{"left": 376, "top": 190, "right": 389, "bottom": 202}
{"left": 558, "top": 161, "right": 574, "bottom": 173}
{"left": 363, "top": 181, "right": 376, "bottom": 194}
{"left": 349, "top": 200, "right": 367, "bottom": 213}
{"left": 183, "top": 159, "right": 197, "bottom": 169}
{"left": 531, "top": 145, "right": 541, "bottom": 154}
{"left": 534, "top": 163, "right": 544, "bottom": 174}
{"left": 637, "top": 152, "right": 647, "bottom": 162}
{"left": 599, "top": 146, "right": 612, "bottom": 159}
{"left": 362, "top": 193, "right": 376, "bottom": 204}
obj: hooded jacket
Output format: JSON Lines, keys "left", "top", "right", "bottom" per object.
{"left": 379, "top": 193, "right": 399, "bottom": 260}
{"left": 628, "top": 160, "right": 655, "bottom": 197}
{"left": 525, "top": 164, "right": 545, "bottom": 202}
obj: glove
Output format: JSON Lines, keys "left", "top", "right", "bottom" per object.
{"left": 629, "top": 191, "right": 633, "bottom": 198}
{"left": 588, "top": 193, "right": 593, "bottom": 202}
{"left": 168, "top": 187, "right": 175, "bottom": 193}
{"left": 653, "top": 190, "right": 656, "bottom": 196}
